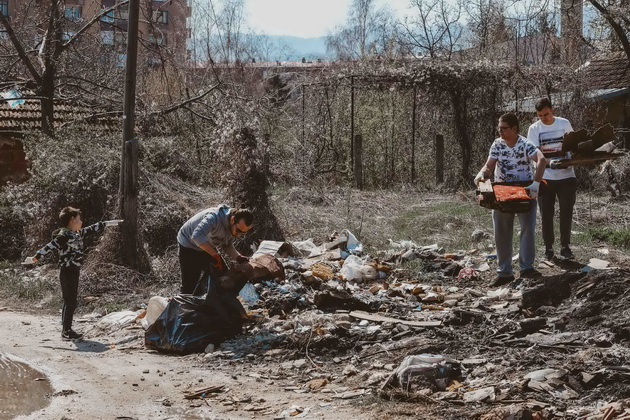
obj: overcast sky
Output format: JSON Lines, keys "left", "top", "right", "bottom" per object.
{"left": 245, "top": 0, "right": 413, "bottom": 38}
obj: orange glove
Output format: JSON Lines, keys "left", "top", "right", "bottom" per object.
{"left": 210, "top": 255, "right": 224, "bottom": 272}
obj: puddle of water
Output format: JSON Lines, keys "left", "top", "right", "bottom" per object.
{"left": 0, "top": 354, "right": 53, "bottom": 419}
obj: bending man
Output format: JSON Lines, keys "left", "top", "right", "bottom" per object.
{"left": 177, "top": 205, "right": 253, "bottom": 294}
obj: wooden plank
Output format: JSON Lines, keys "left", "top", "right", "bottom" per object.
{"left": 551, "top": 153, "right": 624, "bottom": 169}
{"left": 349, "top": 311, "right": 442, "bottom": 327}
{"left": 184, "top": 385, "right": 226, "bottom": 399}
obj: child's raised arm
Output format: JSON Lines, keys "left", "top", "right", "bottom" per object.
{"left": 79, "top": 221, "right": 106, "bottom": 236}
{"left": 78, "top": 220, "right": 124, "bottom": 238}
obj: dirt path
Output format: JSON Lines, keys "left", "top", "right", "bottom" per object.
{"left": 0, "top": 311, "right": 368, "bottom": 420}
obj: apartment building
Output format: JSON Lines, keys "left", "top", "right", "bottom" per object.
{"left": 0, "top": 0, "right": 191, "bottom": 64}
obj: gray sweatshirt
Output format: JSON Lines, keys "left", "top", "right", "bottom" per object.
{"left": 177, "top": 205, "right": 233, "bottom": 251}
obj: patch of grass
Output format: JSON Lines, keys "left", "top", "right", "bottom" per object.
{"left": 0, "top": 266, "right": 57, "bottom": 302}
{"left": 584, "top": 226, "right": 630, "bottom": 249}
{"left": 393, "top": 201, "right": 492, "bottom": 251}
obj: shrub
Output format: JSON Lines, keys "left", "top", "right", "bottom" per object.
{"left": 0, "top": 198, "right": 25, "bottom": 260}
{"left": 2, "top": 130, "right": 119, "bottom": 256}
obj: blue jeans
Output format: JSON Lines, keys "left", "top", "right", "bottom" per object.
{"left": 492, "top": 201, "right": 537, "bottom": 277}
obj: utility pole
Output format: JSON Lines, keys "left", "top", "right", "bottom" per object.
{"left": 118, "top": 0, "right": 147, "bottom": 272}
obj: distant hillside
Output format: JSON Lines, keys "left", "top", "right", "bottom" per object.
{"left": 189, "top": 34, "right": 331, "bottom": 62}
{"left": 255, "top": 35, "right": 330, "bottom": 61}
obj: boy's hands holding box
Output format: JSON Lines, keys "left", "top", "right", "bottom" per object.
{"left": 104, "top": 219, "right": 124, "bottom": 227}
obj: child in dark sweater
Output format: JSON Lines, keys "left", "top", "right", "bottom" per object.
{"left": 26, "top": 207, "right": 122, "bottom": 340}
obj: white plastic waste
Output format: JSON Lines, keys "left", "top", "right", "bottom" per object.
{"left": 290, "top": 238, "right": 328, "bottom": 258}
{"left": 387, "top": 239, "right": 419, "bottom": 250}
{"left": 340, "top": 255, "right": 364, "bottom": 280}
{"left": 104, "top": 219, "right": 124, "bottom": 227}
{"left": 342, "top": 229, "right": 363, "bottom": 254}
{"left": 95, "top": 310, "right": 139, "bottom": 332}
{"left": 141, "top": 296, "right": 169, "bottom": 329}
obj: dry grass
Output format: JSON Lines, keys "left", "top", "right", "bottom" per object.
{"left": 3, "top": 182, "right": 630, "bottom": 314}
{"left": 271, "top": 186, "right": 480, "bottom": 250}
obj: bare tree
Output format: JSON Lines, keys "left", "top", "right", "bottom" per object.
{"left": 247, "top": 35, "right": 296, "bottom": 62}
{"left": 190, "top": 0, "right": 255, "bottom": 64}
{"left": 516, "top": 2, "right": 558, "bottom": 65}
{"left": 585, "top": 0, "right": 630, "bottom": 62}
{"left": 0, "top": 0, "right": 130, "bottom": 136}
{"left": 326, "top": 0, "right": 395, "bottom": 60}
{"left": 398, "top": 0, "right": 464, "bottom": 59}
{"left": 464, "top": 0, "right": 513, "bottom": 56}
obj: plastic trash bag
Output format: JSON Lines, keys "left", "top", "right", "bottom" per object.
{"left": 342, "top": 229, "right": 363, "bottom": 254}
{"left": 95, "top": 310, "right": 139, "bottom": 333}
{"left": 290, "top": 239, "right": 320, "bottom": 256}
{"left": 144, "top": 255, "right": 284, "bottom": 355}
{"left": 145, "top": 276, "right": 245, "bottom": 355}
{"left": 141, "top": 296, "right": 169, "bottom": 330}
{"left": 340, "top": 255, "right": 364, "bottom": 280}
{"left": 383, "top": 354, "right": 461, "bottom": 392}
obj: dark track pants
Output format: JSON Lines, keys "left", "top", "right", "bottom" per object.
{"left": 539, "top": 177, "right": 577, "bottom": 249}
{"left": 178, "top": 244, "right": 215, "bottom": 295}
{"left": 60, "top": 265, "right": 80, "bottom": 332}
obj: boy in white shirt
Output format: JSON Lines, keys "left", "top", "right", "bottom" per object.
{"left": 527, "top": 98, "right": 575, "bottom": 260}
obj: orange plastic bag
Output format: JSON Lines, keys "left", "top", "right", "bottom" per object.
{"left": 493, "top": 185, "right": 530, "bottom": 201}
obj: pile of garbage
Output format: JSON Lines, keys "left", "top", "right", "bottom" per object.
{"left": 94, "top": 229, "right": 630, "bottom": 418}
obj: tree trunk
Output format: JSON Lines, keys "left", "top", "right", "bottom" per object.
{"left": 586, "top": 0, "right": 630, "bottom": 64}
{"left": 37, "top": 0, "right": 62, "bottom": 137}
{"left": 226, "top": 127, "right": 284, "bottom": 254}
{"left": 450, "top": 90, "right": 472, "bottom": 185}
{"left": 38, "top": 71, "right": 55, "bottom": 137}
{"left": 350, "top": 76, "right": 355, "bottom": 170}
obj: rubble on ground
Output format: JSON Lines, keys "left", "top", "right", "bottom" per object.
{"left": 84, "top": 230, "right": 630, "bottom": 418}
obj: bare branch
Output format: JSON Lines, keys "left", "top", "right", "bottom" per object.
{"left": 149, "top": 83, "right": 222, "bottom": 115}
{"left": 62, "top": 1, "right": 130, "bottom": 49}
{"left": 586, "top": 0, "right": 630, "bottom": 63}
{"left": 59, "top": 75, "right": 124, "bottom": 94}
{"left": 58, "top": 110, "right": 123, "bottom": 129}
{"left": 0, "top": 11, "right": 42, "bottom": 83}
{"left": 182, "top": 105, "right": 216, "bottom": 124}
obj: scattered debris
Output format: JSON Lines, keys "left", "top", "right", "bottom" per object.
{"left": 38, "top": 229, "right": 630, "bottom": 418}
{"left": 184, "top": 385, "right": 226, "bottom": 400}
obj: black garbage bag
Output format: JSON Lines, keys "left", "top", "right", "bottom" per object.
{"left": 145, "top": 255, "right": 285, "bottom": 355}
{"left": 145, "top": 279, "right": 244, "bottom": 355}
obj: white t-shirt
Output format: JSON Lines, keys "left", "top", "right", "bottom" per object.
{"left": 527, "top": 117, "right": 574, "bottom": 180}
{"left": 489, "top": 136, "right": 539, "bottom": 182}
